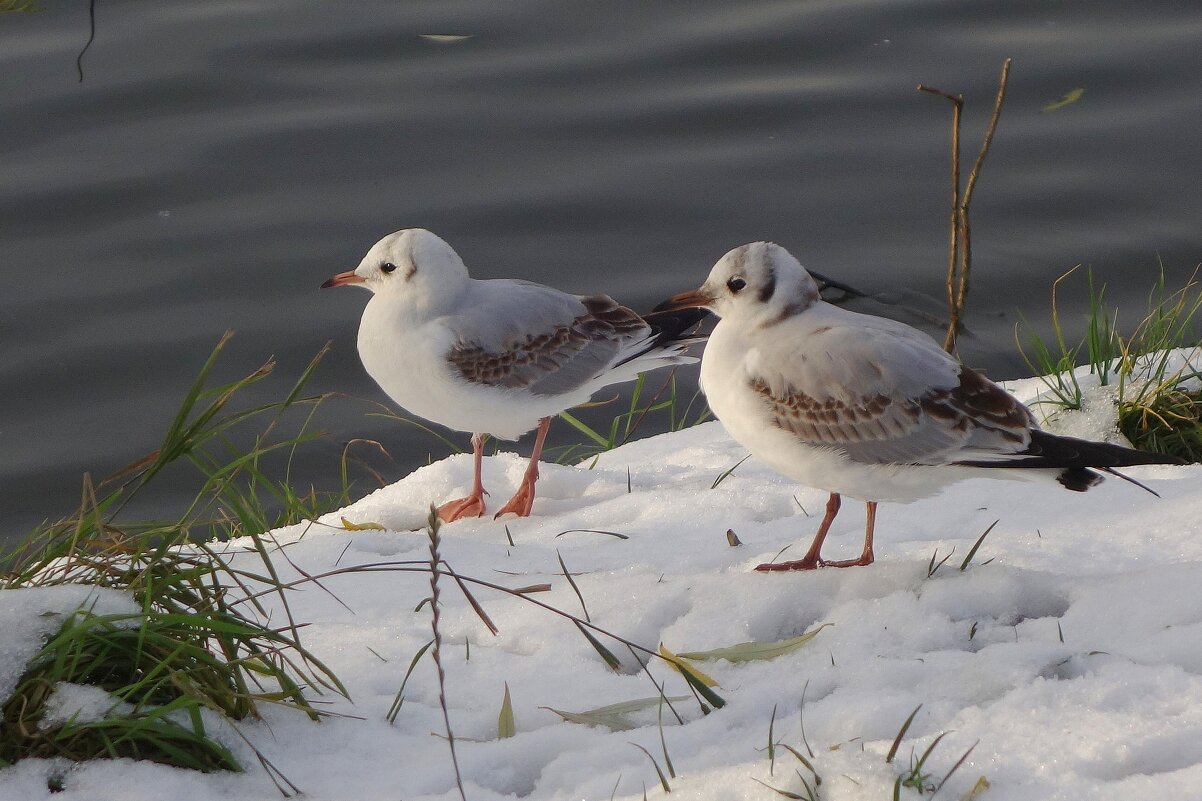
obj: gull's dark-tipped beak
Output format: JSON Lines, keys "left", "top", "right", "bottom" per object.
{"left": 653, "top": 287, "right": 715, "bottom": 313}
{"left": 321, "top": 270, "right": 366, "bottom": 289}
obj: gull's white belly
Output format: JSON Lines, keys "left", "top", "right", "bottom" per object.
{"left": 700, "top": 324, "right": 962, "bottom": 503}
{"left": 357, "top": 302, "right": 581, "bottom": 440}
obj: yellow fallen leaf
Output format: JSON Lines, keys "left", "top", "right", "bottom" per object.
{"left": 962, "top": 777, "right": 990, "bottom": 801}
{"left": 497, "top": 682, "right": 515, "bottom": 739}
{"left": 340, "top": 516, "right": 386, "bottom": 531}
{"left": 658, "top": 643, "right": 719, "bottom": 688}
{"left": 1042, "top": 87, "right": 1084, "bottom": 112}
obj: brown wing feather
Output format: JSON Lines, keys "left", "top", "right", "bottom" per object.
{"left": 752, "top": 367, "right": 1035, "bottom": 465}
{"left": 447, "top": 295, "right": 649, "bottom": 394}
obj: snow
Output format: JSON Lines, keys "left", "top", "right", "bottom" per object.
{"left": 3, "top": 369, "right": 1202, "bottom": 801}
{"left": 0, "top": 586, "right": 138, "bottom": 706}
{"left": 39, "top": 684, "right": 137, "bottom": 729}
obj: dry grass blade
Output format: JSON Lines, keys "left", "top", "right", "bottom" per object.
{"left": 386, "top": 639, "right": 434, "bottom": 724}
{"left": 443, "top": 562, "right": 499, "bottom": 635}
{"left": 557, "top": 549, "right": 591, "bottom": 622}
{"left": 629, "top": 742, "right": 671, "bottom": 793}
{"left": 624, "top": 648, "right": 687, "bottom": 727}
{"left": 541, "top": 696, "right": 691, "bottom": 732}
{"left": 750, "top": 777, "right": 805, "bottom": 799}
{"left": 778, "top": 744, "right": 821, "bottom": 786}
{"left": 711, "top": 454, "right": 752, "bottom": 489}
{"left": 959, "top": 521, "right": 998, "bottom": 571}
{"left": 656, "top": 694, "right": 677, "bottom": 779}
{"left": 927, "top": 547, "right": 956, "bottom": 578}
{"left": 886, "top": 704, "right": 923, "bottom": 764}
{"left": 767, "top": 703, "right": 778, "bottom": 774}
{"left": 798, "top": 679, "right": 815, "bottom": 758}
{"left": 425, "top": 509, "right": 466, "bottom": 801}
{"left": 576, "top": 621, "right": 623, "bottom": 671}
{"left": 934, "top": 741, "right": 979, "bottom": 796}
{"left": 511, "top": 583, "right": 552, "bottom": 594}
{"left": 340, "top": 437, "right": 391, "bottom": 491}
{"left": 676, "top": 624, "right": 831, "bottom": 663}
{"left": 554, "top": 529, "right": 630, "bottom": 540}
{"left": 908, "top": 726, "right": 947, "bottom": 774}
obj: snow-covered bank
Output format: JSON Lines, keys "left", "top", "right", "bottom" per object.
{"left": 3, "top": 373, "right": 1201, "bottom": 801}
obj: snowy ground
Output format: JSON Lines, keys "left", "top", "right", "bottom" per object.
{"left": 3, "top": 372, "right": 1202, "bottom": 801}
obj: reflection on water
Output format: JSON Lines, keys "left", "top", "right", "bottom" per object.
{"left": 2, "top": 0, "right": 1201, "bottom": 542}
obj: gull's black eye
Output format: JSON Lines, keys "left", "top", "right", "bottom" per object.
{"left": 381, "top": 262, "right": 398, "bottom": 274}
{"left": 726, "top": 276, "right": 747, "bottom": 293}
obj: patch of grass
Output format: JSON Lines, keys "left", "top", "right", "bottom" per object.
{"left": 370, "top": 364, "right": 711, "bottom": 468}
{"left": 1019, "top": 266, "right": 1202, "bottom": 461}
{"left": 4, "top": 606, "right": 258, "bottom": 773}
{"left": 1017, "top": 267, "right": 1123, "bottom": 411}
{"left": 1116, "top": 274, "right": 1202, "bottom": 459}
{"left": 555, "top": 371, "right": 711, "bottom": 464}
{"left": 1119, "top": 386, "right": 1202, "bottom": 461}
{"left": 753, "top": 696, "right": 822, "bottom": 801}
{"left": 2, "top": 336, "right": 722, "bottom": 789}
{"left": 885, "top": 705, "right": 979, "bottom": 800}
{"left": 1, "top": 335, "right": 350, "bottom": 785}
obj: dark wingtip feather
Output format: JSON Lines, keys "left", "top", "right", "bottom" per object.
{"left": 957, "top": 430, "right": 1185, "bottom": 495}
{"left": 641, "top": 307, "right": 712, "bottom": 346}
{"left": 1028, "top": 430, "right": 1187, "bottom": 468}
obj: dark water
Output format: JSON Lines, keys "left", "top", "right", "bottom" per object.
{"left": 3, "top": 1, "right": 1201, "bottom": 543}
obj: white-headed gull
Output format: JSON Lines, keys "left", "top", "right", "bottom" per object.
{"left": 323, "top": 228, "right": 706, "bottom": 522}
{"left": 656, "top": 241, "right": 1183, "bottom": 571}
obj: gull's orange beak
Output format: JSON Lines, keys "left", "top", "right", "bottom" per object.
{"left": 321, "top": 270, "right": 366, "bottom": 289}
{"left": 653, "top": 287, "right": 715, "bottom": 313}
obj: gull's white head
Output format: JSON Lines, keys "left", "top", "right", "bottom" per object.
{"left": 322, "top": 228, "right": 470, "bottom": 311}
{"left": 657, "top": 242, "right": 820, "bottom": 326}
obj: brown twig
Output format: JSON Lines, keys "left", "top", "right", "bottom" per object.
{"left": 957, "top": 59, "right": 1013, "bottom": 325}
{"left": 426, "top": 508, "right": 467, "bottom": 801}
{"left": 917, "top": 85, "right": 963, "bottom": 352}
{"left": 918, "top": 58, "right": 1012, "bottom": 353}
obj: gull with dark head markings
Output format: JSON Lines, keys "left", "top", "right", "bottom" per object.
{"left": 657, "top": 241, "right": 1183, "bottom": 571}
{"left": 323, "top": 228, "right": 706, "bottom": 522}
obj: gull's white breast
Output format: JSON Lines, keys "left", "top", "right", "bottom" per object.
{"left": 355, "top": 289, "right": 613, "bottom": 441}
{"left": 700, "top": 315, "right": 971, "bottom": 503}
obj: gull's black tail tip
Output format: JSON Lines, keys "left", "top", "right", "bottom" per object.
{"left": 959, "top": 429, "right": 1186, "bottom": 496}
{"left": 642, "top": 307, "right": 712, "bottom": 345}
{"left": 1039, "top": 431, "right": 1184, "bottom": 496}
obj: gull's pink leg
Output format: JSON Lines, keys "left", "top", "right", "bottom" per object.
{"left": 495, "top": 417, "right": 552, "bottom": 519}
{"left": 437, "top": 432, "right": 488, "bottom": 522}
{"left": 822, "top": 501, "right": 876, "bottom": 568}
{"left": 756, "top": 493, "right": 841, "bottom": 571}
